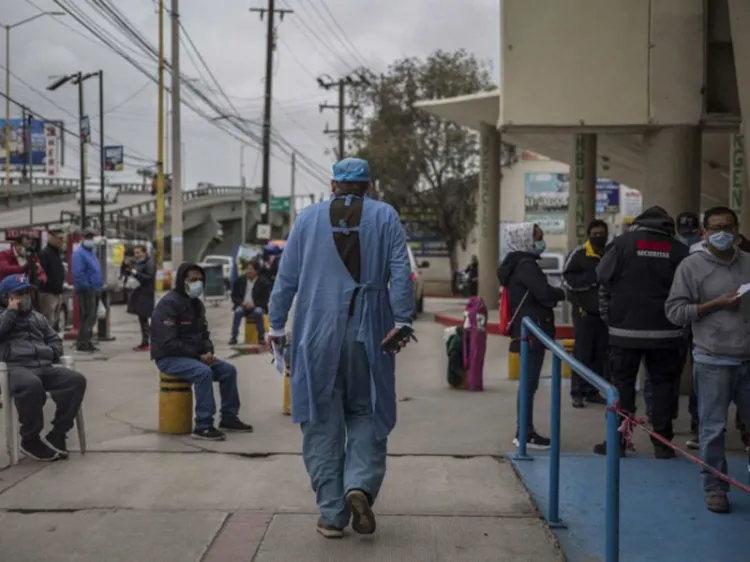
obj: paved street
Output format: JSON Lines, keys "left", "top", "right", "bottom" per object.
{"left": 1, "top": 297, "right": 722, "bottom": 561}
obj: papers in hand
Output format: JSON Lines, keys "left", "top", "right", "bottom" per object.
{"left": 271, "top": 342, "right": 286, "bottom": 375}
{"left": 736, "top": 283, "right": 750, "bottom": 298}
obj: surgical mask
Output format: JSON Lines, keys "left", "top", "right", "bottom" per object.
{"left": 678, "top": 234, "right": 701, "bottom": 247}
{"left": 136, "top": 256, "right": 147, "bottom": 263}
{"left": 533, "top": 240, "right": 546, "bottom": 255}
{"left": 589, "top": 236, "right": 607, "bottom": 250}
{"left": 185, "top": 280, "right": 203, "bottom": 299}
{"left": 82, "top": 239, "right": 95, "bottom": 249}
{"left": 15, "top": 246, "right": 26, "bottom": 257}
{"left": 18, "top": 294, "right": 32, "bottom": 312}
{"left": 708, "top": 231, "right": 735, "bottom": 252}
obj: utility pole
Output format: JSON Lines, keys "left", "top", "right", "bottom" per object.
{"left": 155, "top": 0, "right": 166, "bottom": 272}
{"left": 250, "top": 0, "right": 292, "bottom": 241}
{"left": 170, "top": 0, "right": 184, "bottom": 266}
{"left": 318, "top": 74, "right": 369, "bottom": 160}
{"left": 98, "top": 71, "right": 105, "bottom": 236}
{"left": 289, "top": 151, "right": 296, "bottom": 228}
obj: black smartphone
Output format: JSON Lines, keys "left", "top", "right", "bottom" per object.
{"left": 381, "top": 326, "right": 416, "bottom": 354}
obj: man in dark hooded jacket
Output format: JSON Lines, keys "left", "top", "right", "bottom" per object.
{"left": 595, "top": 206, "right": 689, "bottom": 458}
{"left": 151, "top": 263, "right": 253, "bottom": 441}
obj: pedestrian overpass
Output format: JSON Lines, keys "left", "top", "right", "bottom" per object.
{"left": 0, "top": 182, "right": 289, "bottom": 262}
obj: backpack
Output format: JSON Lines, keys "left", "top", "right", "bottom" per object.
{"left": 498, "top": 288, "right": 529, "bottom": 337}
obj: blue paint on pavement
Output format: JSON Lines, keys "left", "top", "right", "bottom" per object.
{"left": 511, "top": 454, "right": 750, "bottom": 562}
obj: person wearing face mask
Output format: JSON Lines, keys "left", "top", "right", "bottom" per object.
{"left": 38, "top": 229, "right": 67, "bottom": 330}
{"left": 150, "top": 263, "right": 253, "bottom": 441}
{"left": 125, "top": 244, "right": 156, "bottom": 351}
{"left": 0, "top": 234, "right": 47, "bottom": 294}
{"left": 665, "top": 206, "right": 750, "bottom": 513}
{"left": 71, "top": 228, "right": 103, "bottom": 353}
{"left": 594, "top": 206, "right": 690, "bottom": 459}
{"left": 0, "top": 274, "right": 87, "bottom": 461}
{"left": 562, "top": 219, "right": 610, "bottom": 408}
{"left": 498, "top": 222, "right": 565, "bottom": 450}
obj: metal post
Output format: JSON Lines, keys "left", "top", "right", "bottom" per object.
{"left": 514, "top": 321, "right": 532, "bottom": 460}
{"left": 170, "top": 0, "right": 184, "bottom": 266}
{"left": 548, "top": 354, "right": 563, "bottom": 526}
{"left": 99, "top": 71, "right": 105, "bottom": 236}
{"left": 337, "top": 81, "right": 345, "bottom": 159}
{"left": 240, "top": 145, "right": 247, "bottom": 243}
{"left": 290, "top": 151, "right": 296, "bottom": 228}
{"left": 605, "top": 405, "right": 621, "bottom": 562}
{"left": 4, "top": 26, "right": 10, "bottom": 198}
{"left": 27, "top": 112, "right": 32, "bottom": 224}
{"left": 155, "top": 0, "right": 166, "bottom": 271}
{"left": 259, "top": 0, "right": 276, "bottom": 240}
{"left": 78, "top": 73, "right": 86, "bottom": 228}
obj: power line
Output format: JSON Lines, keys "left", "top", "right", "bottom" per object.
{"left": 93, "top": 79, "right": 152, "bottom": 117}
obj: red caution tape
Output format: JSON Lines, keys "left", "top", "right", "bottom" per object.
{"left": 608, "top": 404, "right": 750, "bottom": 495}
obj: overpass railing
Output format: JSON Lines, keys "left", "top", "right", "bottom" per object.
{"left": 516, "top": 317, "right": 621, "bottom": 562}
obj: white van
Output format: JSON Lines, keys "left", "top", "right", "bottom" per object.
{"left": 537, "top": 252, "right": 565, "bottom": 288}
{"left": 406, "top": 245, "right": 429, "bottom": 316}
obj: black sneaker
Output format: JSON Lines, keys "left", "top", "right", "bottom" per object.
{"left": 20, "top": 438, "right": 61, "bottom": 462}
{"left": 586, "top": 394, "right": 607, "bottom": 405}
{"left": 45, "top": 431, "right": 69, "bottom": 458}
{"left": 512, "top": 432, "right": 551, "bottom": 450}
{"left": 228, "top": 337, "right": 238, "bottom": 345}
{"left": 346, "top": 489, "right": 376, "bottom": 535}
{"left": 316, "top": 516, "right": 344, "bottom": 539}
{"left": 593, "top": 440, "right": 626, "bottom": 457}
{"left": 654, "top": 443, "right": 676, "bottom": 459}
{"left": 76, "top": 345, "right": 94, "bottom": 353}
{"left": 191, "top": 427, "right": 226, "bottom": 441}
{"left": 572, "top": 396, "right": 585, "bottom": 409}
{"left": 219, "top": 418, "right": 254, "bottom": 432}
{"left": 686, "top": 435, "right": 699, "bottom": 450}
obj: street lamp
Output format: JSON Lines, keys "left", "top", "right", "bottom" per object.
{"left": 3, "top": 11, "right": 65, "bottom": 195}
{"left": 47, "top": 70, "right": 104, "bottom": 232}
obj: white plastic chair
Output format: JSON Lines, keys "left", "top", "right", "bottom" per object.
{"left": 1, "top": 356, "right": 86, "bottom": 466}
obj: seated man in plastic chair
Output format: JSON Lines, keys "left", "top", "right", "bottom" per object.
{"left": 151, "top": 263, "right": 253, "bottom": 441}
{"left": 228, "top": 260, "right": 271, "bottom": 345}
{"left": 0, "top": 274, "right": 87, "bottom": 461}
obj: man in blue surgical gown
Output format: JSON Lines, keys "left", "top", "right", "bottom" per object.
{"left": 267, "top": 157, "right": 415, "bottom": 539}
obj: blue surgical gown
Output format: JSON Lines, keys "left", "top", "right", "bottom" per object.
{"left": 268, "top": 196, "right": 414, "bottom": 440}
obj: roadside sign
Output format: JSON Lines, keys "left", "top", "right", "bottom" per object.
{"left": 270, "top": 196, "right": 290, "bottom": 213}
{"left": 256, "top": 223, "right": 271, "bottom": 240}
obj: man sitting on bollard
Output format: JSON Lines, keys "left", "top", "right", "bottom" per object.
{"left": 0, "top": 274, "right": 87, "bottom": 461}
{"left": 228, "top": 260, "right": 271, "bottom": 345}
{"left": 151, "top": 262, "right": 253, "bottom": 441}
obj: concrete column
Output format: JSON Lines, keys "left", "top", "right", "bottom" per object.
{"left": 643, "top": 126, "right": 701, "bottom": 217}
{"left": 730, "top": 133, "right": 750, "bottom": 230}
{"left": 477, "top": 122, "right": 500, "bottom": 310}
{"left": 728, "top": 1, "right": 750, "bottom": 194}
{"left": 567, "top": 134, "right": 597, "bottom": 250}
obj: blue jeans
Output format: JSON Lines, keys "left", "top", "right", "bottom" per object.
{"left": 694, "top": 361, "right": 750, "bottom": 493}
{"left": 156, "top": 357, "right": 241, "bottom": 430}
{"left": 301, "top": 338, "right": 388, "bottom": 529}
{"left": 231, "top": 306, "right": 266, "bottom": 340}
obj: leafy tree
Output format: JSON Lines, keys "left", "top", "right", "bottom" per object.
{"left": 348, "top": 49, "right": 495, "bottom": 272}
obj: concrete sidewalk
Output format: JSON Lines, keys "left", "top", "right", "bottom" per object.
{"left": 0, "top": 302, "right": 565, "bottom": 560}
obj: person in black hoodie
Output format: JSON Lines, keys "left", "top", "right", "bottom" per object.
{"left": 595, "top": 206, "right": 689, "bottom": 458}
{"left": 562, "top": 219, "right": 610, "bottom": 408}
{"left": 38, "top": 229, "right": 67, "bottom": 330}
{"left": 499, "top": 222, "right": 565, "bottom": 450}
{"left": 151, "top": 263, "right": 253, "bottom": 441}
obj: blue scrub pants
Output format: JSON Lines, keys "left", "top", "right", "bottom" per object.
{"left": 300, "top": 338, "right": 388, "bottom": 529}
{"left": 156, "top": 357, "right": 240, "bottom": 430}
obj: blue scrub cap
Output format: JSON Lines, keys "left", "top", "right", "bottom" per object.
{"left": 332, "top": 158, "right": 370, "bottom": 183}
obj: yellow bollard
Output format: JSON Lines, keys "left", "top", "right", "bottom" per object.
{"left": 245, "top": 314, "right": 271, "bottom": 345}
{"left": 508, "top": 352, "right": 520, "bottom": 381}
{"left": 560, "top": 339, "right": 574, "bottom": 379}
{"left": 283, "top": 364, "right": 291, "bottom": 416}
{"left": 158, "top": 373, "right": 193, "bottom": 434}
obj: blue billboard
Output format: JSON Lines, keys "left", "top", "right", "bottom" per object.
{"left": 0, "top": 118, "right": 65, "bottom": 169}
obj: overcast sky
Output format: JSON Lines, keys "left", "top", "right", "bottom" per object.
{"left": 4, "top": 0, "right": 499, "bottom": 200}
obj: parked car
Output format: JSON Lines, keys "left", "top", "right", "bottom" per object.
{"left": 406, "top": 245, "right": 429, "bottom": 317}
{"left": 203, "top": 255, "right": 233, "bottom": 289}
{"left": 75, "top": 181, "right": 119, "bottom": 205}
{"left": 538, "top": 252, "right": 565, "bottom": 288}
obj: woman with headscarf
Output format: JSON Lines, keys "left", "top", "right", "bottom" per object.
{"left": 498, "top": 222, "right": 565, "bottom": 450}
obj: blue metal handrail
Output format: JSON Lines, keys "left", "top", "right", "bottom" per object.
{"left": 515, "top": 317, "right": 621, "bottom": 562}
